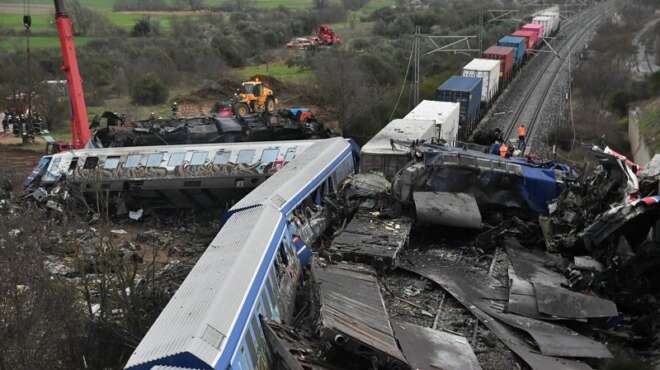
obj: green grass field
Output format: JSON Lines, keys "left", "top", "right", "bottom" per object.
{"left": 237, "top": 61, "right": 313, "bottom": 82}
{"left": 0, "top": 35, "right": 92, "bottom": 50}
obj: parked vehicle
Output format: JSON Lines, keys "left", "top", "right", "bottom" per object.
{"left": 286, "top": 37, "right": 315, "bottom": 49}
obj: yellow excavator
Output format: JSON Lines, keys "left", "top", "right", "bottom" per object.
{"left": 232, "top": 78, "right": 277, "bottom": 118}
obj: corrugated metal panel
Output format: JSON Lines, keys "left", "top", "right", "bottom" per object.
{"left": 436, "top": 77, "right": 482, "bottom": 139}
{"left": 125, "top": 205, "right": 284, "bottom": 370}
{"left": 498, "top": 36, "right": 526, "bottom": 65}
{"left": 462, "top": 58, "right": 500, "bottom": 103}
{"left": 512, "top": 30, "right": 537, "bottom": 50}
{"left": 483, "top": 46, "right": 515, "bottom": 82}
{"left": 404, "top": 100, "right": 460, "bottom": 145}
{"left": 231, "top": 138, "right": 351, "bottom": 213}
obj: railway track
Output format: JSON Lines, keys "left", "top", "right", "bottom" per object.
{"left": 502, "top": 3, "right": 611, "bottom": 152}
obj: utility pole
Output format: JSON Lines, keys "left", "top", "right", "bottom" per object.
{"left": 413, "top": 26, "right": 421, "bottom": 107}
{"left": 24, "top": 2, "right": 32, "bottom": 142}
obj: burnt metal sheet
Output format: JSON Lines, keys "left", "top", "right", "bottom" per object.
{"left": 505, "top": 239, "right": 567, "bottom": 287}
{"left": 312, "top": 262, "right": 408, "bottom": 366}
{"left": 261, "top": 318, "right": 333, "bottom": 370}
{"left": 392, "top": 320, "right": 482, "bottom": 370}
{"left": 406, "top": 265, "right": 612, "bottom": 359}
{"left": 326, "top": 211, "right": 412, "bottom": 266}
{"left": 533, "top": 283, "right": 618, "bottom": 319}
{"left": 404, "top": 265, "right": 594, "bottom": 370}
{"left": 507, "top": 266, "right": 541, "bottom": 318}
{"left": 414, "top": 191, "right": 483, "bottom": 229}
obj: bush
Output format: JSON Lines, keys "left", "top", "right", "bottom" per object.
{"left": 130, "top": 74, "right": 169, "bottom": 105}
{"left": 131, "top": 17, "right": 161, "bottom": 37}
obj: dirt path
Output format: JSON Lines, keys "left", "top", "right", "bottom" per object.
{"left": 0, "top": 144, "right": 43, "bottom": 189}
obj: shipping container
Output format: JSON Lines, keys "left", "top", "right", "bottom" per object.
{"left": 483, "top": 46, "right": 515, "bottom": 83}
{"left": 511, "top": 30, "right": 537, "bottom": 51}
{"left": 531, "top": 16, "right": 553, "bottom": 38}
{"left": 498, "top": 36, "right": 526, "bottom": 66}
{"left": 360, "top": 119, "right": 437, "bottom": 179}
{"left": 436, "top": 76, "right": 482, "bottom": 140}
{"left": 522, "top": 23, "right": 544, "bottom": 47}
{"left": 404, "top": 100, "right": 460, "bottom": 146}
{"left": 462, "top": 58, "right": 501, "bottom": 105}
{"left": 533, "top": 5, "right": 560, "bottom": 35}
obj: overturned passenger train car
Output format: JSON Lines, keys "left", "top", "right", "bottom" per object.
{"left": 26, "top": 140, "right": 325, "bottom": 208}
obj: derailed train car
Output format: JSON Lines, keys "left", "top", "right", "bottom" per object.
{"left": 124, "top": 138, "right": 357, "bottom": 370}
{"left": 26, "top": 140, "right": 324, "bottom": 208}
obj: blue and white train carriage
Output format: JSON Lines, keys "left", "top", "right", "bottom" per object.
{"left": 124, "top": 137, "right": 357, "bottom": 370}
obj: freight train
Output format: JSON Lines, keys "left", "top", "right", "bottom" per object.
{"left": 435, "top": 6, "right": 562, "bottom": 140}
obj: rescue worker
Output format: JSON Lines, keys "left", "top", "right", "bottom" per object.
{"left": 1, "top": 111, "right": 8, "bottom": 135}
{"left": 499, "top": 142, "right": 508, "bottom": 158}
{"left": 491, "top": 140, "right": 501, "bottom": 155}
{"left": 518, "top": 124, "right": 526, "bottom": 150}
{"left": 506, "top": 141, "right": 514, "bottom": 158}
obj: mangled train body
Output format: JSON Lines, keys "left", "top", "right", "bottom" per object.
{"left": 26, "top": 140, "right": 326, "bottom": 208}
{"left": 124, "top": 138, "right": 357, "bottom": 370}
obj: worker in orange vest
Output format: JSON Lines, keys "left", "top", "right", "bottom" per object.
{"left": 499, "top": 142, "right": 508, "bottom": 158}
{"left": 518, "top": 125, "right": 527, "bottom": 150}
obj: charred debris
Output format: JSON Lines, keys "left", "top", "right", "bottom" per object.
{"left": 90, "top": 109, "right": 331, "bottom": 148}
{"left": 260, "top": 148, "right": 660, "bottom": 370}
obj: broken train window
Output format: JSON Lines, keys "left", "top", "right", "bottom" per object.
{"left": 260, "top": 148, "right": 279, "bottom": 164}
{"left": 284, "top": 147, "right": 296, "bottom": 161}
{"left": 146, "top": 153, "right": 164, "bottom": 167}
{"left": 103, "top": 156, "right": 120, "bottom": 170}
{"left": 191, "top": 152, "right": 209, "bottom": 166}
{"left": 237, "top": 149, "right": 256, "bottom": 164}
{"left": 214, "top": 150, "right": 231, "bottom": 165}
{"left": 125, "top": 154, "right": 142, "bottom": 168}
{"left": 168, "top": 152, "right": 186, "bottom": 167}
{"left": 83, "top": 157, "right": 99, "bottom": 169}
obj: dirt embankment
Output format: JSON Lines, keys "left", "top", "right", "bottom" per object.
{"left": 0, "top": 145, "right": 42, "bottom": 188}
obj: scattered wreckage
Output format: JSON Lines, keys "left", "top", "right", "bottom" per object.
{"left": 236, "top": 144, "right": 659, "bottom": 370}
{"left": 90, "top": 109, "right": 330, "bottom": 149}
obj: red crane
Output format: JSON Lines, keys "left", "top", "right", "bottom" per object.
{"left": 54, "top": 0, "right": 90, "bottom": 149}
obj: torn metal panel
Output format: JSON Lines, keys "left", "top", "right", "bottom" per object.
{"left": 505, "top": 239, "right": 568, "bottom": 287}
{"left": 533, "top": 283, "right": 618, "bottom": 319}
{"left": 406, "top": 265, "right": 612, "bottom": 359}
{"left": 573, "top": 256, "right": 603, "bottom": 272}
{"left": 326, "top": 211, "right": 412, "bottom": 266}
{"left": 312, "top": 262, "right": 408, "bottom": 367}
{"left": 582, "top": 199, "right": 660, "bottom": 249}
{"left": 414, "top": 191, "right": 482, "bottom": 229}
{"left": 404, "top": 266, "right": 595, "bottom": 370}
{"left": 261, "top": 318, "right": 333, "bottom": 370}
{"left": 507, "top": 266, "right": 542, "bottom": 319}
{"left": 392, "top": 320, "right": 482, "bottom": 370}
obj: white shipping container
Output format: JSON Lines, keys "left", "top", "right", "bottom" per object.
{"left": 532, "top": 16, "right": 552, "bottom": 38}
{"left": 534, "top": 6, "right": 560, "bottom": 34}
{"left": 462, "top": 58, "right": 501, "bottom": 104}
{"left": 360, "top": 119, "right": 437, "bottom": 178}
{"left": 404, "top": 100, "right": 460, "bottom": 146}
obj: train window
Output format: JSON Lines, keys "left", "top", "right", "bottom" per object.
{"left": 168, "top": 152, "right": 185, "bottom": 167}
{"left": 103, "top": 156, "right": 120, "bottom": 170}
{"left": 146, "top": 153, "right": 163, "bottom": 167}
{"left": 260, "top": 148, "right": 279, "bottom": 164}
{"left": 68, "top": 158, "right": 78, "bottom": 171}
{"left": 237, "top": 149, "right": 256, "bottom": 164}
{"left": 214, "top": 151, "right": 231, "bottom": 165}
{"left": 125, "top": 155, "right": 142, "bottom": 168}
{"left": 245, "top": 322, "right": 258, "bottom": 366}
{"left": 278, "top": 242, "right": 289, "bottom": 266}
{"left": 191, "top": 152, "right": 208, "bottom": 165}
{"left": 265, "top": 277, "right": 276, "bottom": 308}
{"left": 284, "top": 147, "right": 296, "bottom": 161}
{"left": 83, "top": 157, "right": 99, "bottom": 169}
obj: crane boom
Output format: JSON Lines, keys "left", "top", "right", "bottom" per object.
{"left": 54, "top": 0, "right": 90, "bottom": 149}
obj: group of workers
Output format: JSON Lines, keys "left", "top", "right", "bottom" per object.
{"left": 490, "top": 124, "right": 527, "bottom": 158}
{"left": 1, "top": 110, "right": 44, "bottom": 143}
